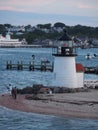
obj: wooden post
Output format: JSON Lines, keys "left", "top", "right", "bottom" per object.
{"left": 6, "top": 61, "right": 9, "bottom": 69}
{"left": 6, "top": 61, "right": 12, "bottom": 69}
{"left": 41, "top": 61, "right": 46, "bottom": 71}
{"left": 29, "top": 62, "right": 34, "bottom": 71}
{"left": 51, "top": 62, "right": 54, "bottom": 72}
{"left": 17, "top": 61, "right": 23, "bottom": 70}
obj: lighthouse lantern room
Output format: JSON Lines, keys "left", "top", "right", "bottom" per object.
{"left": 53, "top": 29, "right": 79, "bottom": 88}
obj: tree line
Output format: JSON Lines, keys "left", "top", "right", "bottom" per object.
{"left": 0, "top": 22, "right": 98, "bottom": 44}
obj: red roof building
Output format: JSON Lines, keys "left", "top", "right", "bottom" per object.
{"left": 76, "top": 63, "right": 84, "bottom": 72}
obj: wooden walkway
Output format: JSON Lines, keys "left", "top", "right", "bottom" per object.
{"left": 6, "top": 61, "right": 53, "bottom": 72}
{"left": 6, "top": 60, "right": 98, "bottom": 74}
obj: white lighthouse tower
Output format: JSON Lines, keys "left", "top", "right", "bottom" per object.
{"left": 53, "top": 29, "right": 78, "bottom": 88}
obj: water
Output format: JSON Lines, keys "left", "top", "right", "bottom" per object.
{"left": 0, "top": 107, "right": 98, "bottom": 130}
{"left": 0, "top": 47, "right": 98, "bottom": 130}
{"left": 0, "top": 48, "right": 54, "bottom": 94}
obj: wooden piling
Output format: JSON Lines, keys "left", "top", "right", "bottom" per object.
{"left": 29, "top": 62, "right": 34, "bottom": 71}
{"left": 17, "top": 61, "right": 23, "bottom": 70}
{"left": 6, "top": 61, "right": 12, "bottom": 69}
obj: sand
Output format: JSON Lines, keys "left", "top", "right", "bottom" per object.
{"left": 0, "top": 89, "right": 98, "bottom": 119}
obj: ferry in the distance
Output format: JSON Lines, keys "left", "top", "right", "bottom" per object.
{"left": 0, "top": 33, "right": 27, "bottom": 47}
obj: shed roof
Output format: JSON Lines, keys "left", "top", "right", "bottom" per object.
{"left": 76, "top": 63, "right": 84, "bottom": 72}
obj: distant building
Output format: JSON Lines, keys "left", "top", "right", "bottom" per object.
{"left": 53, "top": 27, "right": 65, "bottom": 33}
{"left": 7, "top": 26, "right": 25, "bottom": 32}
{"left": 92, "top": 38, "right": 98, "bottom": 46}
{"left": 0, "top": 33, "right": 27, "bottom": 46}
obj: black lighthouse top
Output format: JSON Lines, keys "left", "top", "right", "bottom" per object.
{"left": 59, "top": 29, "right": 72, "bottom": 41}
{"left": 53, "top": 29, "right": 77, "bottom": 57}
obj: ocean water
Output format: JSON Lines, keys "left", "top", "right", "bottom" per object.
{"left": 0, "top": 47, "right": 98, "bottom": 130}
{"left": 0, "top": 107, "right": 98, "bottom": 130}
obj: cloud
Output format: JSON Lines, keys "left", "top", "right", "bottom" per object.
{"left": 0, "top": 0, "right": 98, "bottom": 16}
{"left": 0, "top": 0, "right": 98, "bottom": 26}
{"left": 0, "top": 0, "right": 56, "bottom": 8}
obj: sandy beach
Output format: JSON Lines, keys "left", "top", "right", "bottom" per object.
{"left": 0, "top": 89, "right": 98, "bottom": 119}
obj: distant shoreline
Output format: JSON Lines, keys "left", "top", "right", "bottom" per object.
{"left": 0, "top": 45, "right": 98, "bottom": 48}
{"left": 0, "top": 45, "right": 56, "bottom": 48}
{"left": 0, "top": 89, "right": 98, "bottom": 120}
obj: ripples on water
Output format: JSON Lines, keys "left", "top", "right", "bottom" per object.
{"left": 0, "top": 107, "right": 98, "bottom": 130}
{"left": 0, "top": 48, "right": 98, "bottom": 129}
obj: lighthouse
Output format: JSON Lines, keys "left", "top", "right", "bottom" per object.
{"left": 53, "top": 29, "right": 79, "bottom": 88}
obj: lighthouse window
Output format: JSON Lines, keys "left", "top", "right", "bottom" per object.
{"left": 66, "top": 48, "right": 69, "bottom": 51}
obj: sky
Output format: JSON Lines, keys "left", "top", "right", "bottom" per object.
{"left": 0, "top": 0, "right": 98, "bottom": 27}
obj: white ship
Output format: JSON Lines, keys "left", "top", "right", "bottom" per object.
{"left": 0, "top": 33, "right": 27, "bottom": 47}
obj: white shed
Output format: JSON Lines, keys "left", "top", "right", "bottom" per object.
{"left": 76, "top": 63, "right": 84, "bottom": 88}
